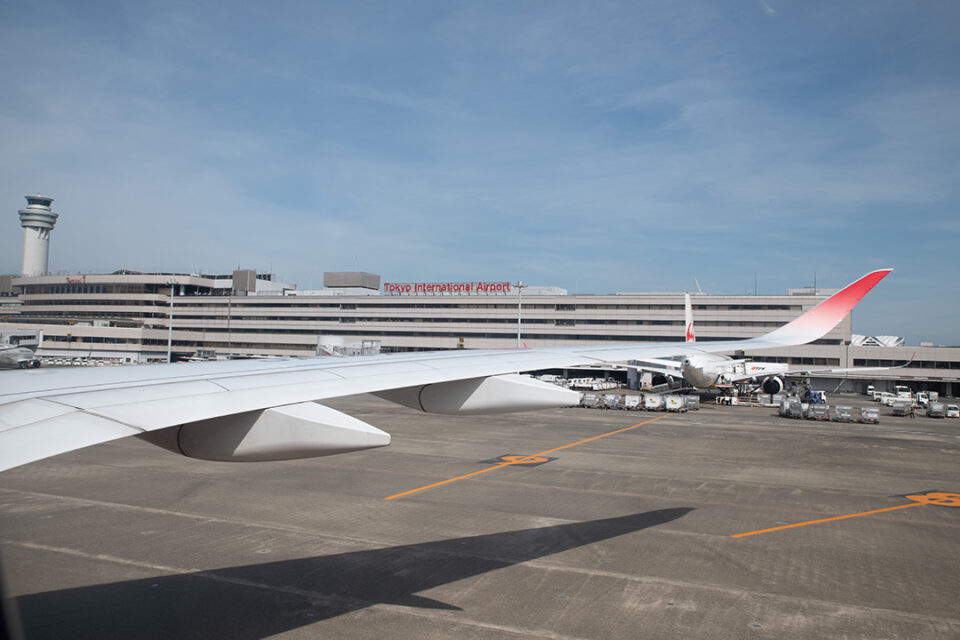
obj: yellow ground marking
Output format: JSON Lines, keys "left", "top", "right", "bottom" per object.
{"left": 732, "top": 490, "right": 959, "bottom": 538}
{"left": 384, "top": 414, "right": 671, "bottom": 501}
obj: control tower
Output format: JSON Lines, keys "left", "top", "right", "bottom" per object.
{"left": 18, "top": 195, "right": 59, "bottom": 276}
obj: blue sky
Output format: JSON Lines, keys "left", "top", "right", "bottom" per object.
{"left": 1, "top": 1, "right": 957, "bottom": 344}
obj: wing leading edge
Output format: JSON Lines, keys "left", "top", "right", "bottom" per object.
{"left": 0, "top": 269, "right": 892, "bottom": 472}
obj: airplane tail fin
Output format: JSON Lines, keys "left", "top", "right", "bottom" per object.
{"left": 684, "top": 293, "right": 695, "bottom": 342}
{"left": 759, "top": 269, "right": 892, "bottom": 346}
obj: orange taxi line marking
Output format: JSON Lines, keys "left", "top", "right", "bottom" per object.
{"left": 385, "top": 414, "right": 671, "bottom": 501}
{"left": 731, "top": 502, "right": 922, "bottom": 538}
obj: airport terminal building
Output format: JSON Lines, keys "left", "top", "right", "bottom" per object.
{"left": 2, "top": 269, "right": 958, "bottom": 397}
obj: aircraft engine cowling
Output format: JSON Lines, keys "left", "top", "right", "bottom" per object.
{"left": 761, "top": 376, "right": 784, "bottom": 395}
{"left": 375, "top": 374, "right": 582, "bottom": 415}
{"left": 137, "top": 402, "right": 390, "bottom": 462}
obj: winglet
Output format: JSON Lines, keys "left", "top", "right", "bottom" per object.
{"left": 761, "top": 269, "right": 892, "bottom": 346}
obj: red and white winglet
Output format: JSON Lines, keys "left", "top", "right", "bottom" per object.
{"left": 761, "top": 269, "right": 892, "bottom": 346}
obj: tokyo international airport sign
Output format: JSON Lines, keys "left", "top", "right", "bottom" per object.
{"left": 383, "top": 281, "right": 513, "bottom": 295}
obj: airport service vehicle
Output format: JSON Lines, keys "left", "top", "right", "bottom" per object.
{"left": 0, "top": 270, "right": 891, "bottom": 473}
{"left": 946, "top": 404, "right": 959, "bottom": 418}
{"left": 802, "top": 390, "right": 826, "bottom": 404}
{"left": 927, "top": 402, "right": 946, "bottom": 418}
{"left": 895, "top": 385, "right": 912, "bottom": 401}
{"left": 865, "top": 384, "right": 875, "bottom": 396}
{"left": 876, "top": 392, "right": 897, "bottom": 406}
{"left": 916, "top": 391, "right": 939, "bottom": 406}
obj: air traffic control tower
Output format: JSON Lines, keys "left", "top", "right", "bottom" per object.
{"left": 18, "top": 195, "right": 59, "bottom": 276}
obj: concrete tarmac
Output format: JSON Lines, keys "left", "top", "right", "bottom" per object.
{"left": 1, "top": 394, "right": 958, "bottom": 639}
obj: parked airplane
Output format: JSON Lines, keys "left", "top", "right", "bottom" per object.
{"left": 634, "top": 286, "right": 899, "bottom": 393}
{"left": 0, "top": 270, "right": 892, "bottom": 472}
{"left": 0, "top": 344, "right": 40, "bottom": 369}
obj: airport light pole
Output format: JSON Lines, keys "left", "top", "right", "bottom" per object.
{"left": 516, "top": 280, "right": 526, "bottom": 348}
{"left": 167, "top": 281, "right": 176, "bottom": 363}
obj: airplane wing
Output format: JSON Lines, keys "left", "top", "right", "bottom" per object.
{"left": 0, "top": 269, "right": 891, "bottom": 472}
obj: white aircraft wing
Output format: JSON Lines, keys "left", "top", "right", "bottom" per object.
{"left": 0, "top": 269, "right": 891, "bottom": 472}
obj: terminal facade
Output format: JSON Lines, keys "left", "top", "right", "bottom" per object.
{"left": 2, "top": 269, "right": 958, "bottom": 397}
{"left": 2, "top": 193, "right": 957, "bottom": 396}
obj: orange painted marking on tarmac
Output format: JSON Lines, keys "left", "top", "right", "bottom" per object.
{"left": 530, "top": 414, "right": 671, "bottom": 458}
{"left": 905, "top": 492, "right": 960, "bottom": 507}
{"left": 733, "top": 490, "right": 960, "bottom": 538}
{"left": 500, "top": 455, "right": 550, "bottom": 464}
{"left": 385, "top": 414, "right": 671, "bottom": 501}
{"left": 384, "top": 462, "right": 516, "bottom": 501}
{"left": 731, "top": 503, "right": 921, "bottom": 538}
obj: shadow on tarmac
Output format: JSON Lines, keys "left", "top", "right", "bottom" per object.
{"left": 15, "top": 507, "right": 691, "bottom": 639}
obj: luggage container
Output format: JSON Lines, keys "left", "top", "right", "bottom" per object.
{"left": 859, "top": 407, "right": 879, "bottom": 424}
{"left": 623, "top": 395, "right": 641, "bottom": 410}
{"left": 582, "top": 393, "right": 600, "bottom": 408}
{"left": 603, "top": 393, "right": 622, "bottom": 410}
{"left": 779, "top": 399, "right": 804, "bottom": 419}
{"left": 683, "top": 395, "right": 700, "bottom": 411}
{"left": 891, "top": 401, "right": 912, "bottom": 417}
{"left": 665, "top": 395, "right": 686, "bottom": 412}
{"left": 808, "top": 404, "right": 830, "bottom": 421}
{"left": 927, "top": 401, "right": 946, "bottom": 418}
{"left": 644, "top": 394, "right": 664, "bottom": 411}
{"left": 833, "top": 405, "right": 854, "bottom": 422}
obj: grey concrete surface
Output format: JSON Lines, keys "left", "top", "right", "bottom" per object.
{"left": 1, "top": 394, "right": 958, "bottom": 639}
